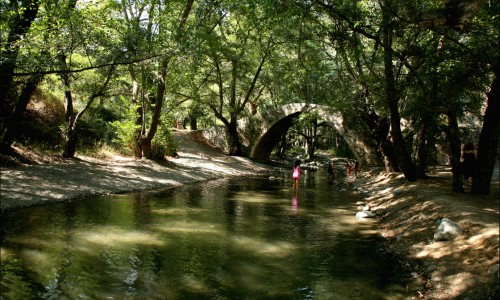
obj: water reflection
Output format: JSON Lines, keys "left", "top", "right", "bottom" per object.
{"left": 1, "top": 172, "right": 411, "bottom": 299}
{"left": 292, "top": 192, "right": 299, "bottom": 213}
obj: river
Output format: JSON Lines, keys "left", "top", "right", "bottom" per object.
{"left": 0, "top": 170, "right": 412, "bottom": 299}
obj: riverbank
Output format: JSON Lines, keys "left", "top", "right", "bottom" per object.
{"left": 1, "top": 131, "right": 499, "bottom": 299}
{"left": 355, "top": 167, "right": 499, "bottom": 299}
{"left": 0, "top": 130, "right": 272, "bottom": 210}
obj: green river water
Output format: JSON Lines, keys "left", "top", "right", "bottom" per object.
{"left": 1, "top": 171, "right": 412, "bottom": 299}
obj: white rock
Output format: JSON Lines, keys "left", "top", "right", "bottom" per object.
{"left": 434, "top": 218, "right": 463, "bottom": 241}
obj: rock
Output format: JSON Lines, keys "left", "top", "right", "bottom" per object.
{"left": 434, "top": 218, "right": 463, "bottom": 241}
{"left": 426, "top": 264, "right": 438, "bottom": 273}
{"left": 392, "top": 188, "right": 403, "bottom": 197}
{"left": 363, "top": 205, "right": 371, "bottom": 211}
{"left": 356, "top": 211, "right": 376, "bottom": 218}
{"left": 488, "top": 264, "right": 499, "bottom": 276}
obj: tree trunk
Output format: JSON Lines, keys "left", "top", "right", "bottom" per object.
{"left": 381, "top": 1, "right": 417, "bottom": 181}
{"left": 0, "top": 0, "right": 40, "bottom": 107}
{"left": 130, "top": 66, "right": 144, "bottom": 158}
{"left": 371, "top": 115, "right": 400, "bottom": 172}
{"left": 0, "top": 0, "right": 41, "bottom": 154}
{"left": 380, "top": 139, "right": 400, "bottom": 172}
{"left": 446, "top": 109, "right": 465, "bottom": 193}
{"left": 388, "top": 103, "right": 417, "bottom": 181}
{"left": 416, "top": 116, "right": 429, "bottom": 179}
{"left": 140, "top": 137, "right": 153, "bottom": 159}
{"left": 63, "top": 120, "right": 77, "bottom": 158}
{"left": 140, "top": 58, "right": 168, "bottom": 159}
{"left": 0, "top": 73, "right": 44, "bottom": 153}
{"left": 58, "top": 49, "right": 78, "bottom": 159}
{"left": 138, "top": 0, "right": 194, "bottom": 159}
{"left": 472, "top": 62, "right": 500, "bottom": 195}
{"left": 189, "top": 114, "right": 198, "bottom": 130}
{"left": 62, "top": 85, "right": 76, "bottom": 158}
{"left": 227, "top": 121, "right": 243, "bottom": 156}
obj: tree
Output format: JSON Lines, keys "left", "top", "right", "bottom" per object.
{"left": 472, "top": 61, "right": 500, "bottom": 195}
{"left": 139, "top": 0, "right": 194, "bottom": 158}
{"left": 118, "top": 0, "right": 195, "bottom": 158}
{"left": 312, "top": 0, "right": 418, "bottom": 178}
{"left": 414, "top": 0, "right": 499, "bottom": 193}
{"left": 192, "top": 1, "right": 277, "bottom": 156}
{"left": 0, "top": 0, "right": 42, "bottom": 153}
{"left": 293, "top": 112, "right": 325, "bottom": 159}
{"left": 49, "top": 0, "right": 125, "bottom": 158}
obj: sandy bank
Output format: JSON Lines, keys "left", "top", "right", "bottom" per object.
{"left": 0, "top": 130, "right": 272, "bottom": 210}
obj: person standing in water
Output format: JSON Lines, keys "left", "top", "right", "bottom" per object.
{"left": 346, "top": 160, "right": 351, "bottom": 177}
{"left": 327, "top": 160, "right": 334, "bottom": 182}
{"left": 292, "top": 160, "right": 302, "bottom": 192}
{"left": 353, "top": 159, "right": 359, "bottom": 178}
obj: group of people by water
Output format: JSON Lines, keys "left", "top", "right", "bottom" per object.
{"left": 292, "top": 158, "right": 359, "bottom": 192}
{"left": 291, "top": 139, "right": 477, "bottom": 193}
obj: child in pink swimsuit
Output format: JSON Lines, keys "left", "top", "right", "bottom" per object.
{"left": 293, "top": 160, "right": 301, "bottom": 192}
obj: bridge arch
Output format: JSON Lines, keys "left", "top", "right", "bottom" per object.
{"left": 202, "top": 103, "right": 383, "bottom": 165}
{"left": 239, "top": 103, "right": 382, "bottom": 165}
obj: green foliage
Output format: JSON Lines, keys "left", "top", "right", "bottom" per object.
{"left": 2, "top": 0, "right": 498, "bottom": 165}
{"left": 111, "top": 113, "right": 140, "bottom": 156}
{"left": 151, "top": 126, "right": 177, "bottom": 160}
{"left": 77, "top": 107, "right": 119, "bottom": 149}
{"left": 18, "top": 88, "right": 65, "bottom": 147}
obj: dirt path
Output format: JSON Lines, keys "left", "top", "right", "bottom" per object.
{"left": 1, "top": 131, "right": 498, "bottom": 299}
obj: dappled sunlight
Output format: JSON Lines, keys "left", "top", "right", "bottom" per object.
{"left": 309, "top": 278, "right": 399, "bottom": 300}
{"left": 6, "top": 235, "right": 54, "bottom": 249}
{"left": 482, "top": 207, "right": 499, "bottom": 215}
{"left": 231, "top": 235, "right": 297, "bottom": 258}
{"left": 76, "top": 226, "right": 166, "bottom": 247}
{"left": 439, "top": 272, "right": 478, "bottom": 299}
{"left": 231, "top": 191, "right": 280, "bottom": 204}
{"left": 154, "top": 220, "right": 226, "bottom": 236}
{"left": 414, "top": 226, "right": 499, "bottom": 267}
{"left": 180, "top": 274, "right": 211, "bottom": 294}
{"left": 468, "top": 227, "right": 499, "bottom": 249}
{"left": 18, "top": 249, "right": 58, "bottom": 281}
{"left": 415, "top": 241, "right": 452, "bottom": 259}
{"left": 0, "top": 247, "right": 13, "bottom": 261}
{"left": 151, "top": 207, "right": 207, "bottom": 216}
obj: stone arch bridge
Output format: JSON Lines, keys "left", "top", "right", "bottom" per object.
{"left": 202, "top": 103, "right": 382, "bottom": 165}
